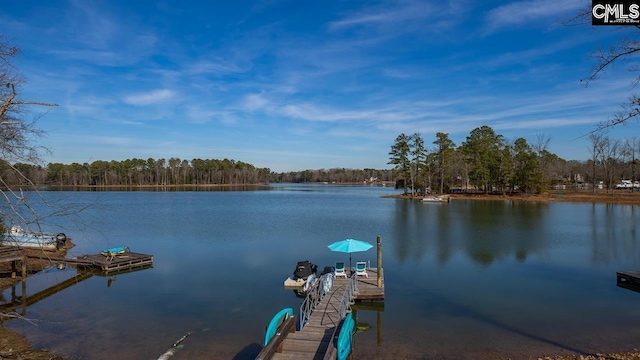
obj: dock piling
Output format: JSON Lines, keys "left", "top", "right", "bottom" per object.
{"left": 377, "top": 235, "right": 382, "bottom": 288}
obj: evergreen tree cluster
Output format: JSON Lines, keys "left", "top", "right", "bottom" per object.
{"left": 3, "top": 158, "right": 271, "bottom": 187}
{"left": 389, "top": 126, "right": 578, "bottom": 195}
{"left": 0, "top": 158, "right": 394, "bottom": 187}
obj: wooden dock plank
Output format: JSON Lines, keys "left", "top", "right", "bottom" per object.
{"left": 269, "top": 352, "right": 326, "bottom": 360}
{"left": 286, "top": 332, "right": 330, "bottom": 340}
{"left": 281, "top": 336, "right": 330, "bottom": 346}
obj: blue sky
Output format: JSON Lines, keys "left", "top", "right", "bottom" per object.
{"left": 1, "top": 0, "right": 638, "bottom": 172}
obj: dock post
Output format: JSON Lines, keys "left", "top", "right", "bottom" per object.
{"left": 21, "top": 254, "right": 27, "bottom": 315}
{"left": 21, "top": 254, "right": 26, "bottom": 283}
{"left": 377, "top": 235, "right": 382, "bottom": 288}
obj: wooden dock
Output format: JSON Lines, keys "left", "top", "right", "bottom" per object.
{"left": 0, "top": 247, "right": 26, "bottom": 280}
{"left": 617, "top": 271, "right": 640, "bottom": 285}
{"left": 260, "top": 235, "right": 386, "bottom": 360}
{"left": 264, "top": 268, "right": 384, "bottom": 360}
{"left": 26, "top": 251, "right": 153, "bottom": 273}
{"left": 617, "top": 271, "right": 640, "bottom": 292}
{"left": 0, "top": 258, "right": 154, "bottom": 316}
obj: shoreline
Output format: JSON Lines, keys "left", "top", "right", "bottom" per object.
{"left": 0, "top": 326, "right": 65, "bottom": 360}
{"left": 388, "top": 189, "right": 640, "bottom": 205}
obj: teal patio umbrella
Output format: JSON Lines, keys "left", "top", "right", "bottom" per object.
{"left": 327, "top": 238, "right": 373, "bottom": 270}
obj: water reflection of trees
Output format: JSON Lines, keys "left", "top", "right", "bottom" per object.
{"left": 462, "top": 201, "right": 548, "bottom": 265}
{"left": 591, "top": 204, "right": 640, "bottom": 264}
{"left": 392, "top": 199, "right": 427, "bottom": 263}
{"left": 392, "top": 200, "right": 549, "bottom": 266}
{"left": 392, "top": 199, "right": 640, "bottom": 266}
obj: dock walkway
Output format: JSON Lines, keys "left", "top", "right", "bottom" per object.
{"left": 268, "top": 268, "right": 384, "bottom": 360}
{"left": 271, "top": 282, "right": 345, "bottom": 360}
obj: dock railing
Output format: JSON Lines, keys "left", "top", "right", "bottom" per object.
{"left": 299, "top": 272, "right": 334, "bottom": 330}
{"left": 337, "top": 273, "right": 359, "bottom": 319}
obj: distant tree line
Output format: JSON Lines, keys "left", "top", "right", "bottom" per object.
{"left": 271, "top": 168, "right": 392, "bottom": 183}
{"left": 0, "top": 158, "right": 271, "bottom": 187}
{"left": 389, "top": 125, "right": 640, "bottom": 195}
{"left": 0, "top": 158, "right": 394, "bottom": 187}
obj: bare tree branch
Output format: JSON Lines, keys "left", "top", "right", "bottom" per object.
{"left": 0, "top": 83, "right": 18, "bottom": 120}
{"left": 583, "top": 41, "right": 640, "bottom": 85}
{"left": 568, "top": 5, "right": 640, "bottom": 131}
{"left": 593, "top": 94, "right": 640, "bottom": 131}
{"left": 562, "top": 5, "right": 593, "bottom": 26}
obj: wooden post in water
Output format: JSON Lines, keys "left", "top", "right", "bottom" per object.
{"left": 376, "top": 235, "right": 382, "bottom": 288}
{"left": 11, "top": 260, "right": 16, "bottom": 279}
{"left": 21, "top": 254, "right": 26, "bottom": 283}
{"left": 21, "top": 254, "right": 27, "bottom": 315}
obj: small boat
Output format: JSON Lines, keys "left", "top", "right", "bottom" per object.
{"left": 421, "top": 195, "right": 450, "bottom": 203}
{"left": 0, "top": 225, "right": 67, "bottom": 250}
{"left": 283, "top": 260, "right": 318, "bottom": 294}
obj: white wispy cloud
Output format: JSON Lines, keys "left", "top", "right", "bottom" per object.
{"left": 0, "top": 13, "right": 32, "bottom": 35}
{"left": 185, "top": 106, "right": 239, "bottom": 125}
{"left": 86, "top": 135, "right": 135, "bottom": 146}
{"left": 188, "top": 58, "right": 252, "bottom": 75}
{"left": 495, "top": 116, "right": 599, "bottom": 131}
{"left": 280, "top": 104, "right": 358, "bottom": 122}
{"left": 383, "top": 68, "right": 413, "bottom": 79}
{"left": 67, "top": 0, "right": 118, "bottom": 49}
{"left": 484, "top": 0, "right": 584, "bottom": 33}
{"left": 34, "top": 1, "right": 158, "bottom": 67}
{"left": 483, "top": 36, "right": 590, "bottom": 69}
{"left": 243, "top": 93, "right": 270, "bottom": 112}
{"left": 123, "top": 89, "right": 176, "bottom": 106}
{"left": 264, "top": 100, "right": 412, "bottom": 123}
{"left": 328, "top": 0, "right": 434, "bottom": 31}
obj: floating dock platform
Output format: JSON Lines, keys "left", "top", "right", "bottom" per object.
{"left": 617, "top": 271, "right": 640, "bottom": 292}
{"left": 27, "top": 251, "right": 153, "bottom": 273}
{"left": 617, "top": 271, "right": 640, "bottom": 285}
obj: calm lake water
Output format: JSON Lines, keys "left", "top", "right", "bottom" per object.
{"left": 3, "top": 184, "right": 640, "bottom": 359}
